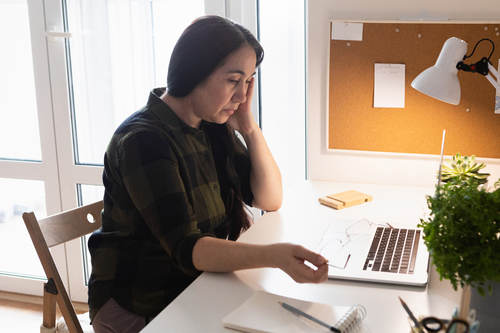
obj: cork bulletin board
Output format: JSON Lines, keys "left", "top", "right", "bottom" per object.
{"left": 327, "top": 20, "right": 500, "bottom": 158}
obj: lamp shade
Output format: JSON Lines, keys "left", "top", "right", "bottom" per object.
{"left": 411, "top": 37, "right": 468, "bottom": 105}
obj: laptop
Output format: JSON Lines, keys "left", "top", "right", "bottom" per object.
{"left": 316, "top": 130, "right": 446, "bottom": 286}
{"left": 317, "top": 219, "right": 430, "bottom": 286}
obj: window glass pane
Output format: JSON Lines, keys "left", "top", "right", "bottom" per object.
{"left": 65, "top": 0, "right": 204, "bottom": 165}
{"left": 0, "top": 178, "right": 46, "bottom": 279}
{"left": 77, "top": 184, "right": 104, "bottom": 284}
{"left": 0, "top": 1, "right": 41, "bottom": 161}
{"left": 151, "top": 0, "right": 205, "bottom": 87}
{"left": 259, "top": 1, "right": 306, "bottom": 190}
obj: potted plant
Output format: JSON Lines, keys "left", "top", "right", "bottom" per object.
{"left": 419, "top": 169, "right": 500, "bottom": 331}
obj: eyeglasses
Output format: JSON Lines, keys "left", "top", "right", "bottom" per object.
{"left": 318, "top": 218, "right": 393, "bottom": 269}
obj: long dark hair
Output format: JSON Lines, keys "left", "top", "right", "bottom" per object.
{"left": 167, "top": 16, "right": 264, "bottom": 240}
{"left": 167, "top": 15, "right": 264, "bottom": 97}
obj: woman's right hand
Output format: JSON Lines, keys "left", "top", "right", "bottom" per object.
{"left": 270, "top": 243, "right": 329, "bottom": 284}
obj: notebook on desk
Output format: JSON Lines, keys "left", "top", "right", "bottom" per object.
{"left": 317, "top": 219, "right": 430, "bottom": 286}
{"left": 222, "top": 290, "right": 366, "bottom": 333}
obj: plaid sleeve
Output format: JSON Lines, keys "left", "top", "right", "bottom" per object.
{"left": 118, "top": 130, "right": 212, "bottom": 275}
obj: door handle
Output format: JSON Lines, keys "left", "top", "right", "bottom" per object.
{"left": 46, "top": 26, "right": 72, "bottom": 41}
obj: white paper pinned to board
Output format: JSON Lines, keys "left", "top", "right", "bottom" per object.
{"left": 331, "top": 22, "right": 363, "bottom": 41}
{"left": 374, "top": 63, "right": 406, "bottom": 108}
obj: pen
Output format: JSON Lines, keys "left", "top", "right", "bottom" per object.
{"left": 399, "top": 297, "right": 420, "bottom": 328}
{"left": 279, "top": 302, "right": 341, "bottom": 333}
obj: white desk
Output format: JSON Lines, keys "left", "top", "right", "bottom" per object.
{"left": 141, "top": 181, "right": 462, "bottom": 333}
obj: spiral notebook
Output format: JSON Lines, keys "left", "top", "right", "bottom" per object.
{"left": 222, "top": 290, "right": 365, "bottom": 333}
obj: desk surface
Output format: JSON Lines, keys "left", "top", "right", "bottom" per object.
{"left": 141, "top": 180, "right": 462, "bottom": 333}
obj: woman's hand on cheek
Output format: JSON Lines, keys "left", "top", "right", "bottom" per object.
{"left": 227, "top": 77, "right": 258, "bottom": 135}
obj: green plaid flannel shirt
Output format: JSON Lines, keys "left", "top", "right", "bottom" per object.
{"left": 88, "top": 88, "right": 253, "bottom": 320}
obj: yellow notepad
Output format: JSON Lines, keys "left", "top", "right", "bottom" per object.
{"left": 222, "top": 290, "right": 365, "bottom": 333}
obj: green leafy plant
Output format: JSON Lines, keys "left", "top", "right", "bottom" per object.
{"left": 439, "top": 153, "right": 490, "bottom": 185}
{"left": 419, "top": 179, "right": 500, "bottom": 296}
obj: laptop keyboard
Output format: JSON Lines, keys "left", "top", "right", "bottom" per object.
{"left": 363, "top": 227, "right": 420, "bottom": 274}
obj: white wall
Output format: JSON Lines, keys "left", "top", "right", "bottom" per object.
{"left": 307, "top": 0, "right": 500, "bottom": 188}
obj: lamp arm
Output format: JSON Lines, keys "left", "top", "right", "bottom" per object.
{"left": 486, "top": 62, "right": 500, "bottom": 92}
{"left": 456, "top": 59, "right": 500, "bottom": 92}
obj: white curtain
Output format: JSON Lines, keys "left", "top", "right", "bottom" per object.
{"left": 67, "top": 0, "right": 155, "bottom": 164}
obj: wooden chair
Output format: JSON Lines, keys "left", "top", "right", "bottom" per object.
{"left": 23, "top": 200, "right": 103, "bottom": 333}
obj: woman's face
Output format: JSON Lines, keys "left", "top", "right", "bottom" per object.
{"left": 188, "top": 44, "right": 256, "bottom": 126}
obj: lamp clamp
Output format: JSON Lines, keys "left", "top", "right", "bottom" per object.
{"left": 456, "top": 57, "right": 490, "bottom": 76}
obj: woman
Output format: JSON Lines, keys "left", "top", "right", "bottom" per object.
{"left": 88, "top": 15, "right": 328, "bottom": 333}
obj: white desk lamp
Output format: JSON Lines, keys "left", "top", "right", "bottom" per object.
{"left": 411, "top": 37, "right": 500, "bottom": 105}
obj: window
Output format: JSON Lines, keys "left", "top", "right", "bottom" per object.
{"left": 0, "top": 0, "right": 61, "bottom": 295}
{"left": 0, "top": 0, "right": 258, "bottom": 301}
{"left": 1, "top": 0, "right": 307, "bottom": 302}
{"left": 0, "top": 1, "right": 41, "bottom": 161}
{"left": 259, "top": 0, "right": 306, "bottom": 191}
{"left": 0, "top": 0, "right": 306, "bottom": 303}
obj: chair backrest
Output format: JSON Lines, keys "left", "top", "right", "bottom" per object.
{"left": 23, "top": 200, "right": 103, "bottom": 333}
